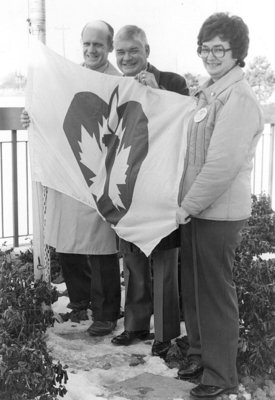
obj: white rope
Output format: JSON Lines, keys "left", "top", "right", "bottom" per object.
{"left": 32, "top": 182, "right": 51, "bottom": 283}
{"left": 42, "top": 186, "right": 51, "bottom": 283}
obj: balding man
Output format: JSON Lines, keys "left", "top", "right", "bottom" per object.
{"left": 80, "top": 20, "right": 118, "bottom": 74}
{"left": 21, "top": 20, "right": 121, "bottom": 337}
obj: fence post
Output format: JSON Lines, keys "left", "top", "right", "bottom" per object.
{"left": 11, "top": 130, "right": 19, "bottom": 247}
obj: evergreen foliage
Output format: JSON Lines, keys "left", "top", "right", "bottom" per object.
{"left": 234, "top": 194, "right": 275, "bottom": 377}
{"left": 0, "top": 253, "right": 68, "bottom": 399}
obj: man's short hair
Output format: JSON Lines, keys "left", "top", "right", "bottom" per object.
{"left": 81, "top": 20, "right": 114, "bottom": 48}
{"left": 115, "top": 25, "right": 149, "bottom": 46}
{"left": 100, "top": 20, "right": 114, "bottom": 46}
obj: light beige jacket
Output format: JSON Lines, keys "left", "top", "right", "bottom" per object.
{"left": 45, "top": 62, "right": 121, "bottom": 254}
{"left": 180, "top": 66, "right": 264, "bottom": 221}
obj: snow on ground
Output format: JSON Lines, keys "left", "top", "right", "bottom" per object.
{"left": 8, "top": 249, "right": 274, "bottom": 399}
{"left": 258, "top": 252, "right": 275, "bottom": 259}
{"left": 48, "top": 283, "right": 184, "bottom": 400}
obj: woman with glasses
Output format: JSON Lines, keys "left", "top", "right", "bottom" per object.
{"left": 176, "top": 12, "right": 263, "bottom": 398}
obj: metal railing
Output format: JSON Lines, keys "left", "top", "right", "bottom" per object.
{"left": 252, "top": 123, "right": 275, "bottom": 202}
{"left": 0, "top": 107, "right": 31, "bottom": 247}
{"left": 0, "top": 107, "right": 274, "bottom": 247}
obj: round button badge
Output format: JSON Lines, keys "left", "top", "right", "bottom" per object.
{"left": 194, "top": 107, "right": 207, "bottom": 123}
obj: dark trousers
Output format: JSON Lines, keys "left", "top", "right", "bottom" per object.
{"left": 87, "top": 254, "right": 121, "bottom": 321}
{"left": 180, "top": 218, "right": 245, "bottom": 388}
{"left": 123, "top": 248, "right": 180, "bottom": 342}
{"left": 59, "top": 253, "right": 91, "bottom": 308}
{"left": 59, "top": 253, "right": 121, "bottom": 321}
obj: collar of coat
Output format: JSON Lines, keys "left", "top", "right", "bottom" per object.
{"left": 146, "top": 62, "right": 161, "bottom": 85}
{"left": 195, "top": 65, "right": 245, "bottom": 103}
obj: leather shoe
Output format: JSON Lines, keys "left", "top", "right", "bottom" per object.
{"left": 111, "top": 330, "right": 150, "bottom": 345}
{"left": 151, "top": 340, "right": 171, "bottom": 358}
{"left": 190, "top": 383, "right": 238, "bottom": 398}
{"left": 177, "top": 355, "right": 203, "bottom": 380}
{"left": 67, "top": 299, "right": 90, "bottom": 310}
{"left": 87, "top": 320, "right": 116, "bottom": 336}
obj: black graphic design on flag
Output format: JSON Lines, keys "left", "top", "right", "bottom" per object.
{"left": 63, "top": 86, "right": 149, "bottom": 225}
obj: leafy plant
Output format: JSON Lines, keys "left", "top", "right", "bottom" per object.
{"left": 184, "top": 72, "right": 200, "bottom": 95}
{"left": 17, "top": 244, "right": 63, "bottom": 284}
{"left": 234, "top": 194, "right": 275, "bottom": 378}
{"left": 0, "top": 252, "right": 67, "bottom": 399}
{"left": 246, "top": 56, "right": 275, "bottom": 104}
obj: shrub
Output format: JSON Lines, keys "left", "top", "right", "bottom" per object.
{"left": 234, "top": 194, "right": 275, "bottom": 378}
{"left": 0, "top": 252, "right": 68, "bottom": 399}
{"left": 18, "top": 244, "right": 63, "bottom": 283}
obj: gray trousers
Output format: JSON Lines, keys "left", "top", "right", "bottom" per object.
{"left": 180, "top": 218, "right": 245, "bottom": 388}
{"left": 123, "top": 248, "right": 180, "bottom": 342}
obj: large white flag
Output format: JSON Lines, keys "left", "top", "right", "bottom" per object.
{"left": 26, "top": 41, "right": 196, "bottom": 256}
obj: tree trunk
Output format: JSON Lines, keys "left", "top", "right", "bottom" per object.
{"left": 28, "top": 1, "right": 49, "bottom": 281}
{"left": 28, "top": 0, "right": 46, "bottom": 44}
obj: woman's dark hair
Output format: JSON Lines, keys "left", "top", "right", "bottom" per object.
{"left": 197, "top": 12, "right": 249, "bottom": 67}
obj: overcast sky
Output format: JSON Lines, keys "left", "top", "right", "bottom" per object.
{"left": 1, "top": 0, "right": 275, "bottom": 78}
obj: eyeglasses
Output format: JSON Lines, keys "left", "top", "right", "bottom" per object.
{"left": 197, "top": 45, "right": 232, "bottom": 59}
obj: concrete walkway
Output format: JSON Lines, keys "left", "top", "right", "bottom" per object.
{"left": 108, "top": 372, "right": 194, "bottom": 400}
{"left": 46, "top": 283, "right": 197, "bottom": 400}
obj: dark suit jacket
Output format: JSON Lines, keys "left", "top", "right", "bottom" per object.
{"left": 147, "top": 63, "right": 189, "bottom": 96}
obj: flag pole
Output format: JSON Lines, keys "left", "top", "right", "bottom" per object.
{"left": 27, "top": 0, "right": 51, "bottom": 283}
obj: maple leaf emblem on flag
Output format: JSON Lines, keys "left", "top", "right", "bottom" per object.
{"left": 78, "top": 89, "right": 130, "bottom": 209}
{"left": 63, "top": 86, "right": 149, "bottom": 224}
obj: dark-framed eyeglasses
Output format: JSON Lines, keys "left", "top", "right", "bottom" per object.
{"left": 197, "top": 45, "right": 232, "bottom": 59}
